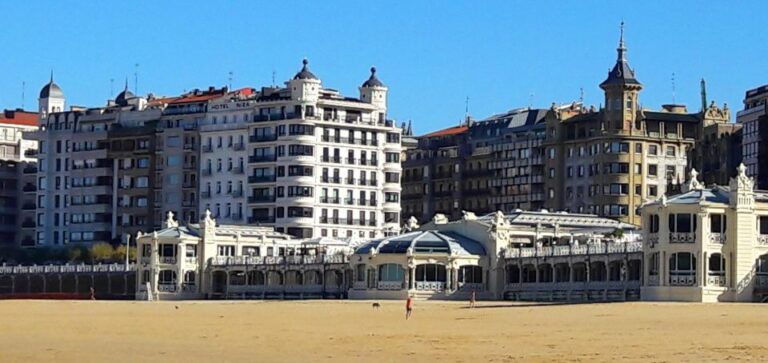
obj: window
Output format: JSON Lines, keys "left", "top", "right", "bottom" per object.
{"left": 709, "top": 253, "right": 725, "bottom": 276}
{"left": 634, "top": 143, "right": 642, "bottom": 154}
{"left": 167, "top": 156, "right": 181, "bottom": 166}
{"left": 217, "top": 245, "right": 235, "bottom": 257}
{"left": 378, "top": 264, "right": 404, "bottom": 282}
{"left": 669, "top": 252, "right": 696, "bottom": 285}
{"left": 648, "top": 145, "right": 658, "bottom": 155}
{"left": 710, "top": 214, "right": 726, "bottom": 234}
{"left": 666, "top": 146, "right": 676, "bottom": 157}
{"left": 385, "top": 153, "right": 399, "bottom": 163}
{"left": 648, "top": 214, "right": 660, "bottom": 233}
{"left": 648, "top": 164, "right": 658, "bottom": 176}
{"left": 648, "top": 185, "right": 657, "bottom": 197}
{"left": 185, "top": 245, "right": 197, "bottom": 258}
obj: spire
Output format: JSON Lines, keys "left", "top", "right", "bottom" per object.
{"left": 293, "top": 58, "right": 318, "bottom": 80}
{"left": 599, "top": 21, "right": 641, "bottom": 89}
{"left": 124, "top": 77, "right": 129, "bottom": 91}
{"left": 617, "top": 21, "right": 626, "bottom": 61}
{"left": 50, "top": 70, "right": 54, "bottom": 83}
{"left": 700, "top": 78, "right": 708, "bottom": 111}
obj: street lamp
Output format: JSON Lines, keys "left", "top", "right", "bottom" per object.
{"left": 123, "top": 234, "right": 130, "bottom": 271}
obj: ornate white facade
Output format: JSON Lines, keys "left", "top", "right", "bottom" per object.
{"left": 641, "top": 165, "right": 768, "bottom": 302}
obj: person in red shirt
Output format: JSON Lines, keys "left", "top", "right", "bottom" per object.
{"left": 405, "top": 295, "right": 413, "bottom": 320}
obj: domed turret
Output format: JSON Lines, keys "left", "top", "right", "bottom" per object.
{"left": 293, "top": 59, "right": 318, "bottom": 80}
{"left": 38, "top": 71, "right": 65, "bottom": 116}
{"left": 361, "top": 67, "right": 385, "bottom": 88}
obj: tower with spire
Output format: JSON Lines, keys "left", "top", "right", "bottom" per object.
{"left": 599, "top": 22, "right": 643, "bottom": 131}
{"left": 38, "top": 71, "right": 65, "bottom": 119}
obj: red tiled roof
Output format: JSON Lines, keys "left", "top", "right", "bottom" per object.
{"left": 0, "top": 109, "right": 38, "bottom": 126}
{"left": 421, "top": 125, "right": 468, "bottom": 138}
{"left": 168, "top": 93, "right": 226, "bottom": 105}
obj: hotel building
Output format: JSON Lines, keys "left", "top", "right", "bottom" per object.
{"left": 240, "top": 61, "right": 402, "bottom": 239}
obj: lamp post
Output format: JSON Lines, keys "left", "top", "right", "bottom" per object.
{"left": 124, "top": 234, "right": 130, "bottom": 271}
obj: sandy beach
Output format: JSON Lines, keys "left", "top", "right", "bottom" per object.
{"left": 0, "top": 300, "right": 765, "bottom": 362}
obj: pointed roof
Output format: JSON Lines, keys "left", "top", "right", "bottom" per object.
{"left": 115, "top": 78, "right": 135, "bottom": 106}
{"left": 39, "top": 71, "right": 64, "bottom": 99}
{"left": 600, "top": 22, "right": 642, "bottom": 89}
{"left": 361, "top": 67, "right": 385, "bottom": 88}
{"left": 293, "top": 59, "right": 318, "bottom": 80}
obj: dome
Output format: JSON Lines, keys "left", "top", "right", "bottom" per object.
{"left": 292, "top": 59, "right": 318, "bottom": 80}
{"left": 115, "top": 88, "right": 135, "bottom": 106}
{"left": 361, "top": 67, "right": 385, "bottom": 88}
{"left": 40, "top": 81, "right": 63, "bottom": 99}
{"left": 354, "top": 230, "right": 486, "bottom": 256}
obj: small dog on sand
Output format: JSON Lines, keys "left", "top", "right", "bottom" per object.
{"left": 372, "top": 302, "right": 381, "bottom": 309}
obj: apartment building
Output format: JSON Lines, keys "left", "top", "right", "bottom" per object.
{"left": 487, "top": 108, "right": 548, "bottom": 212}
{"left": 243, "top": 62, "right": 402, "bottom": 238}
{"left": 737, "top": 84, "right": 768, "bottom": 190}
{"left": 542, "top": 26, "right": 725, "bottom": 226}
{"left": 0, "top": 109, "right": 38, "bottom": 246}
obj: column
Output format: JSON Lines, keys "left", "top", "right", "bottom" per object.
{"left": 409, "top": 267, "right": 415, "bottom": 290}
{"left": 659, "top": 251, "right": 666, "bottom": 286}
{"left": 702, "top": 251, "right": 707, "bottom": 287}
{"left": 446, "top": 267, "right": 452, "bottom": 291}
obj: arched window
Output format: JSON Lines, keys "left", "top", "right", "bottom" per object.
{"left": 626, "top": 95, "right": 633, "bottom": 109}
{"left": 183, "top": 271, "right": 196, "bottom": 285}
{"left": 669, "top": 252, "right": 696, "bottom": 286}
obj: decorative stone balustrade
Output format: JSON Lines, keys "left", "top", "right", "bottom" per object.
{"left": 709, "top": 233, "right": 726, "bottom": 244}
{"left": 504, "top": 241, "right": 642, "bottom": 259}
{"left": 0, "top": 263, "right": 136, "bottom": 275}
{"left": 669, "top": 232, "right": 696, "bottom": 243}
{"left": 209, "top": 255, "right": 349, "bottom": 267}
{"left": 415, "top": 281, "right": 445, "bottom": 291}
{"left": 377, "top": 281, "right": 404, "bottom": 290}
{"left": 707, "top": 275, "right": 726, "bottom": 287}
{"left": 758, "top": 235, "right": 768, "bottom": 245}
{"left": 669, "top": 274, "right": 695, "bottom": 286}
{"left": 159, "top": 257, "right": 177, "bottom": 264}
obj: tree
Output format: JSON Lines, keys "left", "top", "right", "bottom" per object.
{"left": 113, "top": 245, "right": 137, "bottom": 262}
{"left": 67, "top": 246, "right": 90, "bottom": 263}
{"left": 90, "top": 243, "right": 115, "bottom": 263}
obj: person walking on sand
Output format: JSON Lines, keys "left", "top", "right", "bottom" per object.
{"left": 89, "top": 286, "right": 95, "bottom": 300}
{"left": 470, "top": 290, "right": 476, "bottom": 308}
{"left": 405, "top": 295, "right": 413, "bottom": 320}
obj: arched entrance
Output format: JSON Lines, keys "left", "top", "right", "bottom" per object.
{"left": 414, "top": 264, "right": 446, "bottom": 291}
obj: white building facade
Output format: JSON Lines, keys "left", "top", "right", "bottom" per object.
{"left": 641, "top": 166, "right": 768, "bottom": 302}
{"left": 241, "top": 61, "right": 402, "bottom": 239}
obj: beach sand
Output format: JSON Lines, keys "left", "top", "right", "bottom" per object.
{"left": 0, "top": 300, "right": 766, "bottom": 362}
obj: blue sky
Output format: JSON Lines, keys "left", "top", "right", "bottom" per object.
{"left": 0, "top": 1, "right": 764, "bottom": 134}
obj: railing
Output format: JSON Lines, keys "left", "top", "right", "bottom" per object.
{"left": 669, "top": 274, "right": 695, "bottom": 286}
{"left": 248, "top": 216, "right": 276, "bottom": 224}
{"left": 209, "top": 254, "right": 349, "bottom": 266}
{"left": 160, "top": 257, "right": 177, "bottom": 264}
{"left": 232, "top": 166, "right": 244, "bottom": 174}
{"left": 249, "top": 134, "right": 278, "bottom": 142}
{"left": 158, "top": 284, "right": 177, "bottom": 293}
{"left": 249, "top": 155, "right": 277, "bottom": 163}
{"left": 504, "top": 241, "right": 642, "bottom": 259}
{"left": 669, "top": 232, "right": 695, "bottom": 243}
{"left": 756, "top": 275, "right": 768, "bottom": 287}
{"left": 0, "top": 263, "right": 137, "bottom": 274}
{"left": 377, "top": 281, "right": 404, "bottom": 290}
{"left": 415, "top": 281, "right": 445, "bottom": 291}
{"left": 184, "top": 257, "right": 197, "bottom": 265}
{"left": 709, "top": 233, "right": 726, "bottom": 244}
{"left": 248, "top": 175, "right": 276, "bottom": 183}
{"left": 202, "top": 145, "right": 213, "bottom": 153}
{"left": 248, "top": 195, "right": 276, "bottom": 203}
{"left": 707, "top": 274, "right": 726, "bottom": 287}
{"left": 233, "top": 142, "right": 245, "bottom": 151}
{"left": 321, "top": 176, "right": 341, "bottom": 184}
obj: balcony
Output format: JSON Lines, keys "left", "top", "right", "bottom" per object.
{"left": 202, "top": 145, "right": 213, "bottom": 153}
{"left": 159, "top": 257, "right": 177, "bottom": 264}
{"left": 248, "top": 175, "right": 276, "bottom": 183}
{"left": 248, "top": 195, "right": 276, "bottom": 203}
{"left": 183, "top": 143, "right": 196, "bottom": 151}
{"left": 709, "top": 233, "right": 726, "bottom": 244}
{"left": 360, "top": 159, "right": 378, "bottom": 166}
{"left": 202, "top": 168, "right": 212, "bottom": 176}
{"left": 22, "top": 184, "right": 36, "bottom": 192}
{"left": 707, "top": 274, "right": 726, "bottom": 287}
{"left": 248, "top": 216, "right": 276, "bottom": 224}
{"left": 182, "top": 200, "right": 196, "bottom": 208}
{"left": 252, "top": 112, "right": 296, "bottom": 123}
{"left": 22, "top": 202, "right": 36, "bottom": 211}
{"left": 320, "top": 197, "right": 340, "bottom": 204}
{"left": 321, "top": 156, "right": 342, "bottom": 164}
{"left": 23, "top": 166, "right": 37, "bottom": 174}
{"left": 321, "top": 176, "right": 341, "bottom": 184}
{"left": 230, "top": 213, "right": 243, "bottom": 221}
{"left": 201, "top": 191, "right": 211, "bottom": 199}
{"left": 232, "top": 166, "right": 244, "bottom": 174}
{"left": 669, "top": 232, "right": 695, "bottom": 243}
{"left": 233, "top": 142, "right": 245, "bottom": 151}
{"left": 249, "top": 155, "right": 277, "bottom": 163}
{"left": 249, "top": 134, "right": 278, "bottom": 142}
{"left": 230, "top": 189, "right": 243, "bottom": 198}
